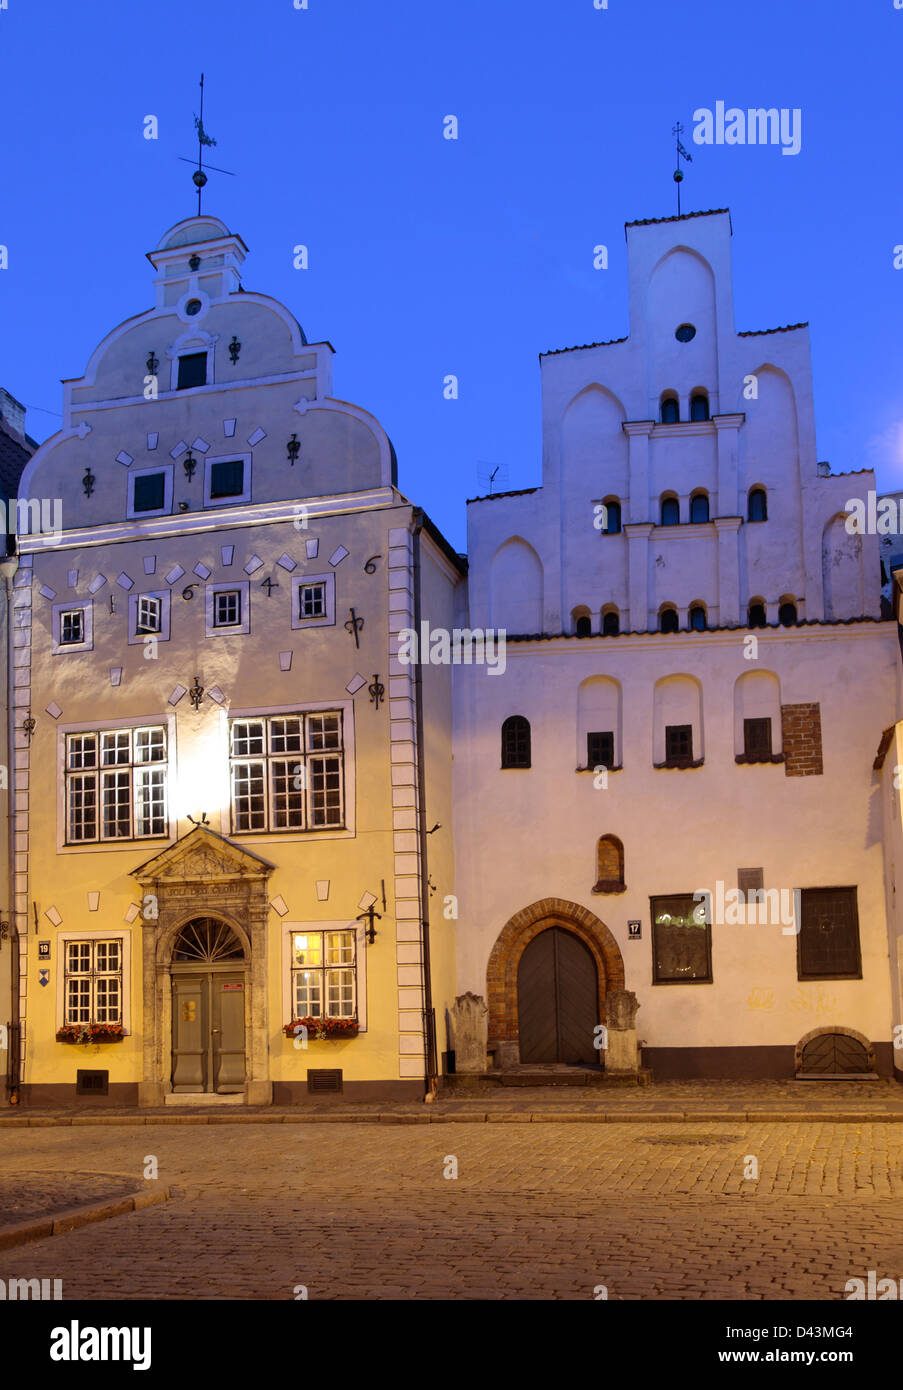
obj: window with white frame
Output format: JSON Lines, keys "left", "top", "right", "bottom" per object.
{"left": 229, "top": 711, "right": 344, "bottom": 833}
{"left": 203, "top": 453, "right": 251, "bottom": 507}
{"left": 206, "top": 581, "right": 250, "bottom": 637}
{"left": 127, "top": 590, "right": 171, "bottom": 645}
{"left": 127, "top": 465, "right": 173, "bottom": 520}
{"left": 65, "top": 726, "right": 168, "bottom": 843}
{"left": 52, "top": 601, "right": 93, "bottom": 654}
{"left": 215, "top": 590, "right": 241, "bottom": 627}
{"left": 290, "top": 573, "right": 335, "bottom": 630}
{"left": 291, "top": 929, "right": 357, "bottom": 1019}
{"left": 64, "top": 939, "right": 123, "bottom": 1024}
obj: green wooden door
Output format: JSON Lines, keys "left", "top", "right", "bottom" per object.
{"left": 171, "top": 973, "right": 246, "bottom": 1093}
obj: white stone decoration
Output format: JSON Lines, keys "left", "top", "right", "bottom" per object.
{"left": 247, "top": 427, "right": 266, "bottom": 446}
{"left": 147, "top": 432, "right": 158, "bottom": 450}
{"left": 329, "top": 546, "right": 349, "bottom": 567}
{"left": 207, "top": 686, "right": 225, "bottom": 704}
{"left": 316, "top": 881, "right": 330, "bottom": 901}
{"left": 124, "top": 903, "right": 141, "bottom": 924}
{"left": 110, "top": 668, "right": 122, "bottom": 686}
{"left": 39, "top": 586, "right": 55, "bottom": 600}
{"left": 168, "top": 685, "right": 187, "bottom": 705}
{"left": 358, "top": 891, "right": 377, "bottom": 910}
{"left": 45, "top": 702, "right": 62, "bottom": 719}
{"left": 170, "top": 440, "right": 188, "bottom": 459}
{"left": 116, "top": 451, "right": 133, "bottom": 466}
{"left": 191, "top": 437, "right": 210, "bottom": 453}
{"left": 44, "top": 906, "right": 62, "bottom": 926}
{"left": 243, "top": 555, "right": 263, "bottom": 575}
{"left": 276, "top": 554, "right": 296, "bottom": 572}
{"left": 346, "top": 674, "right": 367, "bottom": 694}
{"left": 269, "top": 896, "right": 289, "bottom": 917}
{"left": 76, "top": 421, "right": 91, "bottom": 439}
{"left": 88, "top": 575, "right": 106, "bottom": 593}
{"left": 221, "top": 545, "right": 234, "bottom": 565}
{"left": 116, "top": 573, "right": 134, "bottom": 590}
{"left": 305, "top": 539, "right": 319, "bottom": 559}
{"left": 165, "top": 565, "right": 185, "bottom": 584}
{"left": 87, "top": 892, "right": 100, "bottom": 912}
{"left": 223, "top": 419, "right": 236, "bottom": 437}
{"left": 193, "top": 562, "right": 211, "bottom": 579}
{"left": 279, "top": 652, "right": 292, "bottom": 671}
{"left": 143, "top": 556, "right": 156, "bottom": 575}
{"left": 67, "top": 570, "right": 78, "bottom": 588}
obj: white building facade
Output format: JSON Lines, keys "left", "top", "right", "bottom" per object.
{"left": 453, "top": 209, "right": 900, "bottom": 1079}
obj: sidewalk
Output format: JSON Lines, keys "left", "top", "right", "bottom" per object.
{"left": 3, "top": 1078, "right": 903, "bottom": 1124}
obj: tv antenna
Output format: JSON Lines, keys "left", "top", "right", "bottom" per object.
{"left": 178, "top": 74, "right": 235, "bottom": 215}
{"left": 672, "top": 121, "right": 693, "bottom": 216}
{"left": 477, "top": 461, "right": 509, "bottom": 497}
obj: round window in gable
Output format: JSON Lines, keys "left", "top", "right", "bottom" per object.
{"left": 186, "top": 298, "right": 203, "bottom": 317}
{"left": 675, "top": 323, "right": 696, "bottom": 343}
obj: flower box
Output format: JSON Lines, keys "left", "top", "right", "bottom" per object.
{"left": 56, "top": 1023, "right": 126, "bottom": 1045}
{"left": 283, "top": 1017, "right": 360, "bottom": 1041}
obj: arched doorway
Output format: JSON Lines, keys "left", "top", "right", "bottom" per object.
{"left": 170, "top": 918, "right": 247, "bottom": 1094}
{"left": 486, "top": 898, "right": 625, "bottom": 1066}
{"left": 517, "top": 927, "right": 598, "bottom": 1064}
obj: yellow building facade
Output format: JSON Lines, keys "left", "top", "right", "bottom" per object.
{"left": 11, "top": 215, "right": 462, "bottom": 1105}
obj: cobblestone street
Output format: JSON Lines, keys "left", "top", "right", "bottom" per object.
{"left": 1, "top": 1118, "right": 901, "bottom": 1299}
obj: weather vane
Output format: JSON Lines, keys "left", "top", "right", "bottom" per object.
{"left": 178, "top": 73, "right": 235, "bottom": 215}
{"left": 672, "top": 121, "right": 693, "bottom": 217}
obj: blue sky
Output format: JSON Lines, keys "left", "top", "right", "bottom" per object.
{"left": 2, "top": 0, "right": 901, "bottom": 551}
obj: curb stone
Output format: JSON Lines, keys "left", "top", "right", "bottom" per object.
{"left": 0, "top": 1186, "right": 171, "bottom": 1252}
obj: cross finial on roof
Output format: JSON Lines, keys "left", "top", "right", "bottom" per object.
{"left": 672, "top": 121, "right": 693, "bottom": 217}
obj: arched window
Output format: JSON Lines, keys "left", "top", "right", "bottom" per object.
{"left": 689, "top": 603, "right": 707, "bottom": 631}
{"left": 748, "top": 487, "right": 767, "bottom": 523}
{"left": 690, "top": 491, "right": 710, "bottom": 523}
{"left": 593, "top": 835, "right": 625, "bottom": 894}
{"left": 660, "top": 606, "right": 679, "bottom": 634}
{"left": 575, "top": 615, "right": 592, "bottom": 638}
{"left": 501, "top": 715, "right": 531, "bottom": 769}
{"left": 661, "top": 495, "right": 680, "bottom": 526}
{"left": 779, "top": 601, "right": 798, "bottom": 627}
{"left": 602, "top": 499, "right": 621, "bottom": 534}
{"left": 690, "top": 392, "right": 710, "bottom": 422}
{"left": 660, "top": 395, "right": 680, "bottom": 424}
{"left": 602, "top": 609, "right": 620, "bottom": 636}
{"left": 747, "top": 601, "right": 767, "bottom": 628}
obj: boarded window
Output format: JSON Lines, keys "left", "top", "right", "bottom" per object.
{"left": 797, "top": 887, "right": 861, "bottom": 980}
{"left": 177, "top": 352, "right": 207, "bottom": 389}
{"left": 743, "top": 717, "right": 772, "bottom": 758}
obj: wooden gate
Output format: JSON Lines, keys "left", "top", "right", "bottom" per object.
{"left": 799, "top": 1031, "right": 872, "bottom": 1075}
{"left": 517, "top": 926, "right": 599, "bottom": 1064}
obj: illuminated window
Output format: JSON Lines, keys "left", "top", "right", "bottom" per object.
{"left": 229, "top": 712, "right": 344, "bottom": 833}
{"left": 291, "top": 929, "right": 357, "bottom": 1020}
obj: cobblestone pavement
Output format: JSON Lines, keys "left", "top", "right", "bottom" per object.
{"left": 0, "top": 1172, "right": 141, "bottom": 1227}
{"left": 0, "top": 1120, "right": 901, "bottom": 1299}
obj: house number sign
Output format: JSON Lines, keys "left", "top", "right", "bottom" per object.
{"left": 628, "top": 920, "right": 642, "bottom": 940}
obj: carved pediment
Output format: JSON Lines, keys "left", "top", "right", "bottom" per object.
{"left": 131, "top": 826, "right": 275, "bottom": 885}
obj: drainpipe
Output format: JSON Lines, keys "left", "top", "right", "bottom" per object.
{"left": 0, "top": 555, "right": 19, "bottom": 1103}
{"left": 410, "top": 509, "right": 438, "bottom": 1099}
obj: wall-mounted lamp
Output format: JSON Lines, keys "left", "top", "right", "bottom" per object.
{"left": 356, "top": 903, "right": 382, "bottom": 945}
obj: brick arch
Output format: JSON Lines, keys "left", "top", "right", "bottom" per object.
{"left": 486, "top": 898, "right": 625, "bottom": 1043}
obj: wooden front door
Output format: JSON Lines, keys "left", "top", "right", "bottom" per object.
{"left": 171, "top": 974, "right": 246, "bottom": 1093}
{"left": 517, "top": 926, "right": 599, "bottom": 1064}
